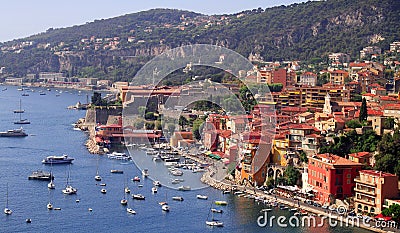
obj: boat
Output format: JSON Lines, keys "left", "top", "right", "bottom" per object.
{"left": 126, "top": 208, "right": 136, "bottom": 214}
{"left": 47, "top": 202, "right": 53, "bottom": 210}
{"left": 279, "top": 205, "right": 288, "bottom": 210}
{"left": 142, "top": 169, "right": 149, "bottom": 177}
{"left": 110, "top": 169, "right": 124, "bottom": 174}
{"left": 13, "top": 99, "right": 25, "bottom": 113}
{"left": 120, "top": 199, "right": 128, "bottom": 205}
{"left": 0, "top": 127, "right": 28, "bottom": 137}
{"left": 54, "top": 208, "right": 61, "bottom": 211}
{"left": 26, "top": 218, "right": 32, "bottom": 223}
{"left": 132, "top": 176, "right": 140, "bottom": 182}
{"left": 172, "top": 196, "right": 184, "bottom": 201}
{"left": 215, "top": 201, "right": 228, "bottom": 206}
{"left": 211, "top": 208, "right": 223, "bottom": 213}
{"left": 152, "top": 186, "right": 158, "bottom": 194}
{"left": 62, "top": 166, "right": 77, "bottom": 195}
{"left": 47, "top": 163, "right": 55, "bottom": 189}
{"left": 100, "top": 188, "right": 107, "bottom": 194}
{"left": 178, "top": 186, "right": 191, "bottom": 191}
{"left": 197, "top": 195, "right": 208, "bottom": 200}
{"left": 95, "top": 155, "right": 102, "bottom": 181}
{"left": 28, "top": 170, "right": 54, "bottom": 181}
{"left": 206, "top": 204, "right": 224, "bottom": 227}
{"left": 125, "top": 187, "right": 131, "bottom": 194}
{"left": 170, "top": 168, "right": 183, "bottom": 176}
{"left": 42, "top": 155, "right": 74, "bottom": 164}
{"left": 153, "top": 180, "right": 161, "bottom": 187}
{"left": 222, "top": 190, "right": 230, "bottom": 194}
{"left": 161, "top": 204, "right": 170, "bottom": 212}
{"left": 100, "top": 183, "right": 106, "bottom": 186}
{"left": 290, "top": 208, "right": 298, "bottom": 212}
{"left": 132, "top": 194, "right": 145, "bottom": 200}
{"left": 260, "top": 208, "right": 272, "bottom": 212}
{"left": 4, "top": 183, "right": 12, "bottom": 215}
{"left": 107, "top": 152, "right": 130, "bottom": 160}
{"left": 14, "top": 99, "right": 30, "bottom": 124}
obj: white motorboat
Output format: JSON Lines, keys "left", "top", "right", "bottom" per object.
{"left": 153, "top": 180, "right": 161, "bottom": 187}
{"left": 206, "top": 220, "right": 224, "bottom": 227}
{"left": 42, "top": 155, "right": 74, "bottom": 164}
{"left": 142, "top": 169, "right": 149, "bottom": 177}
{"left": 125, "top": 187, "right": 131, "bottom": 193}
{"left": 211, "top": 208, "right": 223, "bottom": 213}
{"left": 127, "top": 208, "right": 136, "bottom": 214}
{"left": 197, "top": 195, "right": 208, "bottom": 200}
{"left": 161, "top": 204, "right": 170, "bottom": 212}
{"left": 101, "top": 188, "right": 107, "bottom": 194}
{"left": 132, "top": 194, "right": 145, "bottom": 200}
{"left": 0, "top": 127, "right": 28, "bottom": 137}
{"left": 172, "top": 196, "right": 184, "bottom": 201}
{"left": 152, "top": 187, "right": 158, "bottom": 194}
{"left": 62, "top": 185, "right": 77, "bottom": 195}
{"left": 178, "top": 186, "right": 191, "bottom": 191}
{"left": 47, "top": 202, "right": 53, "bottom": 210}
{"left": 121, "top": 199, "right": 128, "bottom": 205}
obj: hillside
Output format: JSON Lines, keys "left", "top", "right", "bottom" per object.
{"left": 0, "top": 0, "right": 399, "bottom": 80}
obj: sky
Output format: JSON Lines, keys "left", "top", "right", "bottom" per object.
{"left": 0, "top": 0, "right": 306, "bottom": 43}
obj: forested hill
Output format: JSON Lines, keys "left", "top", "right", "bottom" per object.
{"left": 1, "top": 0, "right": 399, "bottom": 80}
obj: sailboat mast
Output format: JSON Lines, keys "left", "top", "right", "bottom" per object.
{"left": 5, "top": 183, "right": 8, "bottom": 208}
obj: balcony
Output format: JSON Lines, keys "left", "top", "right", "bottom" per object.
{"left": 354, "top": 187, "right": 375, "bottom": 196}
{"left": 354, "top": 197, "right": 376, "bottom": 206}
{"left": 354, "top": 177, "right": 377, "bottom": 187}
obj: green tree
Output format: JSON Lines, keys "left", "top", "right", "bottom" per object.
{"left": 359, "top": 98, "right": 368, "bottom": 122}
{"left": 145, "top": 112, "right": 156, "bottom": 120}
{"left": 138, "top": 106, "right": 146, "bottom": 116}
{"left": 346, "top": 119, "right": 362, "bottom": 129}
{"left": 91, "top": 92, "right": 107, "bottom": 106}
{"left": 283, "top": 165, "right": 300, "bottom": 186}
{"left": 192, "top": 118, "right": 205, "bottom": 140}
{"left": 178, "top": 115, "right": 189, "bottom": 129}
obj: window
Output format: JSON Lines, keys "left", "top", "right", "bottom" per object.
{"left": 347, "top": 174, "right": 351, "bottom": 178}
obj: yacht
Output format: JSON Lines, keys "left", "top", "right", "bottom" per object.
{"left": 196, "top": 195, "right": 208, "bottom": 200}
{"left": 124, "top": 187, "right": 131, "bottom": 194}
{"left": 172, "top": 196, "right": 184, "bottom": 201}
{"left": 161, "top": 204, "right": 170, "bottom": 212}
{"left": 142, "top": 169, "right": 149, "bottom": 177}
{"left": 215, "top": 201, "right": 228, "bottom": 206}
{"left": 42, "top": 155, "right": 74, "bottom": 164}
{"left": 132, "top": 194, "right": 145, "bottom": 200}
{"left": 62, "top": 185, "right": 77, "bottom": 195}
{"left": 153, "top": 180, "right": 161, "bottom": 187}
{"left": 120, "top": 199, "right": 128, "bottom": 205}
{"left": 47, "top": 202, "right": 53, "bottom": 210}
{"left": 132, "top": 176, "right": 140, "bottom": 182}
{"left": 0, "top": 128, "right": 28, "bottom": 137}
{"left": 178, "top": 186, "right": 191, "bottom": 191}
{"left": 152, "top": 186, "right": 158, "bottom": 194}
{"left": 28, "top": 170, "right": 53, "bottom": 181}
{"left": 48, "top": 179, "right": 55, "bottom": 189}
{"left": 126, "top": 208, "right": 136, "bottom": 214}
{"left": 100, "top": 188, "right": 107, "bottom": 194}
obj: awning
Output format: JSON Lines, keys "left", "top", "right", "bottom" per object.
{"left": 375, "top": 213, "right": 392, "bottom": 221}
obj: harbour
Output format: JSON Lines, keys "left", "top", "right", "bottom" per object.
{"left": 0, "top": 85, "right": 373, "bottom": 233}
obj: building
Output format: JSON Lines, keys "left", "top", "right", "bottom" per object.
{"left": 354, "top": 170, "right": 398, "bottom": 215}
{"left": 360, "top": 46, "right": 381, "bottom": 59}
{"left": 297, "top": 72, "right": 317, "bottom": 86}
{"left": 348, "top": 152, "right": 373, "bottom": 167}
{"left": 308, "top": 153, "right": 362, "bottom": 204}
{"left": 257, "top": 67, "right": 287, "bottom": 88}
{"left": 170, "top": 131, "right": 193, "bottom": 148}
{"left": 329, "top": 70, "right": 349, "bottom": 85}
{"left": 328, "top": 53, "right": 350, "bottom": 64}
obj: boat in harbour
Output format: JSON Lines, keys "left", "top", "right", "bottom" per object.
{"left": 197, "top": 195, "right": 208, "bottom": 200}
{"left": 42, "top": 154, "right": 74, "bottom": 164}
{"left": 4, "top": 183, "right": 12, "bottom": 215}
{"left": 62, "top": 166, "right": 77, "bottom": 195}
{"left": 126, "top": 207, "right": 136, "bottom": 214}
{"left": 95, "top": 155, "right": 102, "bottom": 181}
{"left": 13, "top": 99, "right": 25, "bottom": 113}
{"left": 142, "top": 168, "right": 149, "bottom": 177}
{"left": 0, "top": 127, "right": 28, "bottom": 137}
{"left": 132, "top": 176, "right": 140, "bottom": 182}
{"left": 178, "top": 186, "right": 191, "bottom": 191}
{"left": 132, "top": 194, "right": 145, "bottom": 200}
{"left": 172, "top": 196, "right": 184, "bottom": 201}
{"left": 215, "top": 201, "right": 228, "bottom": 206}
{"left": 110, "top": 169, "right": 124, "bottom": 174}
{"left": 206, "top": 205, "right": 224, "bottom": 227}
{"left": 152, "top": 186, "right": 158, "bottom": 194}
{"left": 28, "top": 170, "right": 54, "bottom": 181}
{"left": 14, "top": 99, "right": 30, "bottom": 124}
{"left": 211, "top": 208, "right": 223, "bottom": 213}
{"left": 153, "top": 180, "right": 161, "bottom": 187}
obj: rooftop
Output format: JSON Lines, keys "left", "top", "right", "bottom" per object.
{"left": 360, "top": 170, "right": 397, "bottom": 178}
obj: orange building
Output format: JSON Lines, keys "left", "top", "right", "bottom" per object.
{"left": 354, "top": 170, "right": 399, "bottom": 215}
{"left": 308, "top": 153, "right": 362, "bottom": 204}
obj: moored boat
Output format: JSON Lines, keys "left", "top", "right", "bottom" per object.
{"left": 110, "top": 169, "right": 124, "bottom": 174}
{"left": 197, "top": 195, "right": 208, "bottom": 200}
{"left": 172, "top": 196, "right": 184, "bottom": 201}
{"left": 215, "top": 201, "right": 228, "bottom": 206}
{"left": 0, "top": 127, "right": 28, "bottom": 137}
{"left": 42, "top": 155, "right": 74, "bottom": 164}
{"left": 28, "top": 170, "right": 54, "bottom": 181}
{"left": 178, "top": 186, "right": 191, "bottom": 191}
{"left": 132, "top": 194, "right": 145, "bottom": 200}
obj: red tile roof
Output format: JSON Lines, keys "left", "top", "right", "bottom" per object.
{"left": 348, "top": 152, "right": 370, "bottom": 158}
{"left": 360, "top": 170, "right": 396, "bottom": 177}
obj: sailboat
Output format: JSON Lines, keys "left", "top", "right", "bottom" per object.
{"left": 62, "top": 165, "right": 77, "bottom": 195}
{"left": 14, "top": 99, "right": 30, "bottom": 124}
{"left": 206, "top": 204, "right": 224, "bottom": 227}
{"left": 160, "top": 191, "right": 170, "bottom": 212}
{"left": 4, "top": 183, "right": 12, "bottom": 215}
{"left": 121, "top": 181, "right": 128, "bottom": 205}
{"left": 48, "top": 163, "right": 55, "bottom": 189}
{"left": 95, "top": 155, "right": 102, "bottom": 181}
{"left": 47, "top": 190, "right": 53, "bottom": 210}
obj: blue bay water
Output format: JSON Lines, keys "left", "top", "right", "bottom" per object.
{"left": 0, "top": 85, "right": 371, "bottom": 233}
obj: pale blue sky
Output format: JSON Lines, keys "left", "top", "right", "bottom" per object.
{"left": 0, "top": 0, "right": 306, "bottom": 42}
